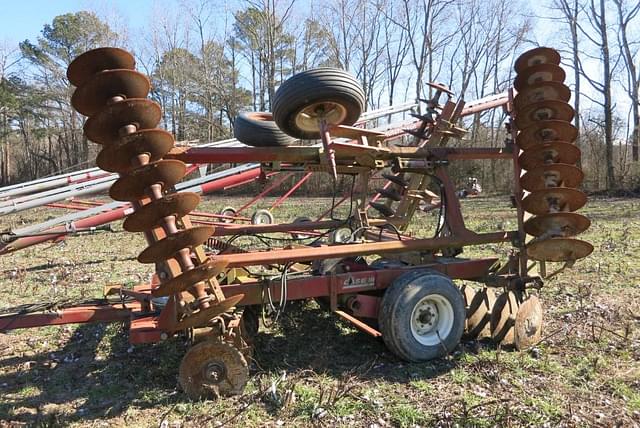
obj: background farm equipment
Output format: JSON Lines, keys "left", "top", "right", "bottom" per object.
{"left": 0, "top": 46, "right": 592, "bottom": 400}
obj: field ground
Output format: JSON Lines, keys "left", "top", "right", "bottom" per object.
{"left": 0, "top": 195, "right": 639, "bottom": 427}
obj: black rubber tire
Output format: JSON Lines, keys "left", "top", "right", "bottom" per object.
{"left": 233, "top": 111, "right": 296, "bottom": 147}
{"left": 379, "top": 271, "right": 465, "bottom": 362}
{"left": 272, "top": 68, "right": 366, "bottom": 139}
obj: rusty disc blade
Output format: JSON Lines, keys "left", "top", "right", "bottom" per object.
{"left": 137, "top": 226, "right": 214, "bottom": 264}
{"left": 171, "top": 294, "right": 244, "bottom": 332}
{"left": 178, "top": 338, "right": 248, "bottom": 399}
{"left": 490, "top": 291, "right": 519, "bottom": 346}
{"left": 152, "top": 258, "right": 229, "bottom": 297}
{"left": 514, "top": 47, "right": 561, "bottom": 74}
{"left": 514, "top": 81, "right": 570, "bottom": 111}
{"left": 514, "top": 63, "right": 566, "bottom": 92}
{"left": 524, "top": 212, "right": 590, "bottom": 237}
{"left": 526, "top": 237, "right": 594, "bottom": 262}
{"left": 123, "top": 192, "right": 200, "bottom": 232}
{"left": 67, "top": 47, "right": 135, "bottom": 87}
{"left": 84, "top": 98, "right": 161, "bottom": 145}
{"left": 465, "top": 287, "right": 496, "bottom": 340}
{"left": 515, "top": 100, "right": 575, "bottom": 129}
{"left": 109, "top": 160, "right": 186, "bottom": 202}
{"left": 518, "top": 141, "right": 581, "bottom": 170}
{"left": 522, "top": 187, "right": 587, "bottom": 215}
{"left": 519, "top": 163, "right": 584, "bottom": 191}
{"left": 514, "top": 295, "right": 543, "bottom": 350}
{"left": 96, "top": 129, "right": 175, "bottom": 173}
{"left": 517, "top": 120, "right": 578, "bottom": 150}
{"left": 72, "top": 69, "right": 151, "bottom": 116}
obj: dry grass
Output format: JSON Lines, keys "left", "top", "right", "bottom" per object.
{"left": 0, "top": 195, "right": 639, "bottom": 427}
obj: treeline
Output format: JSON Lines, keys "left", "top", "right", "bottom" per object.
{"left": 0, "top": 0, "right": 639, "bottom": 193}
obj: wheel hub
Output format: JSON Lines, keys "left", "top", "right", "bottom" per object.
{"left": 295, "top": 101, "right": 348, "bottom": 132}
{"left": 409, "top": 294, "right": 454, "bottom": 346}
{"left": 414, "top": 302, "right": 439, "bottom": 334}
{"left": 204, "top": 361, "right": 226, "bottom": 384}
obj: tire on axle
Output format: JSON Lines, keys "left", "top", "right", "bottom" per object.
{"left": 251, "top": 208, "right": 274, "bottom": 225}
{"left": 272, "top": 68, "right": 366, "bottom": 140}
{"left": 379, "top": 270, "right": 465, "bottom": 362}
{"left": 233, "top": 112, "right": 296, "bottom": 147}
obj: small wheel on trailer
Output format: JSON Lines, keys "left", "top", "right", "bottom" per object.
{"left": 233, "top": 112, "right": 296, "bottom": 147}
{"left": 272, "top": 68, "right": 366, "bottom": 139}
{"left": 291, "top": 216, "right": 313, "bottom": 239}
{"left": 379, "top": 270, "right": 465, "bottom": 362}
{"left": 251, "top": 209, "right": 274, "bottom": 225}
{"left": 219, "top": 206, "right": 237, "bottom": 223}
{"left": 330, "top": 227, "right": 353, "bottom": 244}
{"left": 178, "top": 339, "right": 249, "bottom": 399}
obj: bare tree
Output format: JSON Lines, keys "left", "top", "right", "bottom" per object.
{"left": 552, "top": 0, "right": 584, "bottom": 168}
{"left": 613, "top": 0, "right": 640, "bottom": 162}
{"left": 576, "top": 0, "right": 619, "bottom": 188}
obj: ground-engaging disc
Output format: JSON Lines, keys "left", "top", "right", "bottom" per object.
{"left": 518, "top": 141, "right": 580, "bottom": 170}
{"left": 84, "top": 98, "right": 161, "bottom": 145}
{"left": 123, "top": 192, "right": 200, "bottom": 232}
{"left": 524, "top": 212, "right": 590, "bottom": 237}
{"left": 137, "top": 226, "right": 214, "bottom": 264}
{"left": 514, "top": 295, "right": 543, "bottom": 350}
{"left": 514, "top": 81, "right": 570, "bottom": 111}
{"left": 178, "top": 338, "right": 248, "bottom": 399}
{"left": 521, "top": 187, "right": 587, "bottom": 215}
{"left": 109, "top": 160, "right": 186, "bottom": 202}
{"left": 519, "top": 163, "right": 584, "bottom": 191}
{"left": 514, "top": 64, "right": 566, "bottom": 92}
{"left": 514, "top": 47, "right": 561, "bottom": 74}
{"left": 67, "top": 47, "right": 135, "bottom": 87}
{"left": 516, "top": 120, "right": 578, "bottom": 149}
{"left": 490, "top": 291, "right": 519, "bottom": 346}
{"left": 465, "top": 287, "right": 496, "bottom": 339}
{"left": 526, "top": 237, "right": 594, "bottom": 262}
{"left": 515, "top": 100, "right": 575, "bottom": 129}
{"left": 96, "top": 129, "right": 175, "bottom": 173}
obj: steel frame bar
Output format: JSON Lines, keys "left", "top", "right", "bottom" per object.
{"left": 221, "top": 257, "right": 499, "bottom": 305}
{"left": 236, "top": 172, "right": 294, "bottom": 213}
{"left": 219, "top": 231, "right": 515, "bottom": 268}
{"left": 0, "top": 301, "right": 141, "bottom": 330}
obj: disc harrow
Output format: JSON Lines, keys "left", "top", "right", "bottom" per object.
{"left": 67, "top": 48, "right": 243, "bottom": 344}
{"left": 2, "top": 45, "right": 596, "bottom": 400}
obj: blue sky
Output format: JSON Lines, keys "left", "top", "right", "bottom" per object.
{"left": 1, "top": 0, "right": 160, "bottom": 44}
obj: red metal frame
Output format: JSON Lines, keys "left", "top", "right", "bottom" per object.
{"left": 2, "top": 88, "right": 524, "bottom": 344}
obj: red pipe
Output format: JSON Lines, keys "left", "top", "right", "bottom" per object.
{"left": 270, "top": 172, "right": 313, "bottom": 209}
{"left": 199, "top": 168, "right": 261, "bottom": 194}
{"left": 0, "top": 205, "right": 132, "bottom": 254}
{"left": 237, "top": 172, "right": 294, "bottom": 213}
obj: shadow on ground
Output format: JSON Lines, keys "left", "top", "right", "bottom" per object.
{"left": 0, "top": 301, "right": 462, "bottom": 425}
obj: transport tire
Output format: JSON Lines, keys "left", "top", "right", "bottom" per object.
{"left": 272, "top": 68, "right": 366, "bottom": 139}
{"left": 233, "top": 111, "right": 296, "bottom": 147}
{"left": 379, "top": 271, "right": 465, "bottom": 362}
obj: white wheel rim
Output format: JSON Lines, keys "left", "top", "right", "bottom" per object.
{"left": 253, "top": 212, "right": 272, "bottom": 224}
{"left": 294, "top": 101, "right": 348, "bottom": 132}
{"left": 410, "top": 294, "right": 454, "bottom": 346}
